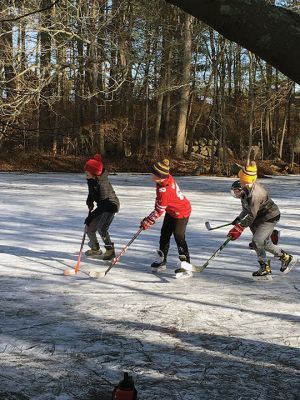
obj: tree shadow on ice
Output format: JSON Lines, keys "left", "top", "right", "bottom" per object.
{"left": 0, "top": 281, "right": 299, "bottom": 399}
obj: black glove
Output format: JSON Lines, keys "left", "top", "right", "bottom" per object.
{"left": 231, "top": 217, "right": 241, "bottom": 225}
{"left": 84, "top": 212, "right": 94, "bottom": 226}
{"left": 84, "top": 207, "right": 101, "bottom": 225}
{"left": 86, "top": 197, "right": 94, "bottom": 211}
{"left": 87, "top": 203, "right": 94, "bottom": 211}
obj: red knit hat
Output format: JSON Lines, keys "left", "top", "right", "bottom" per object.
{"left": 84, "top": 154, "right": 103, "bottom": 176}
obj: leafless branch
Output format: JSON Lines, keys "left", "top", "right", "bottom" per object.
{"left": 0, "top": 0, "right": 60, "bottom": 23}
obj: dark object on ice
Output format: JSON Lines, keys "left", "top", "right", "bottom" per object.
{"left": 112, "top": 372, "right": 137, "bottom": 400}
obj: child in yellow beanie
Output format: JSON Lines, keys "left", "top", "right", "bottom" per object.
{"left": 227, "top": 161, "right": 297, "bottom": 278}
{"left": 238, "top": 161, "right": 257, "bottom": 186}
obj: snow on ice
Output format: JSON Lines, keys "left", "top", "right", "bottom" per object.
{"left": 0, "top": 172, "right": 299, "bottom": 400}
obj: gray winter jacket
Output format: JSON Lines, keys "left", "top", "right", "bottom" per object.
{"left": 86, "top": 169, "right": 120, "bottom": 213}
{"left": 237, "top": 182, "right": 280, "bottom": 228}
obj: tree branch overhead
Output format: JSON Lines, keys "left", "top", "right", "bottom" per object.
{"left": 165, "top": 0, "right": 300, "bottom": 83}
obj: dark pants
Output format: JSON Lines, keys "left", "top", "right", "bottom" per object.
{"left": 87, "top": 212, "right": 115, "bottom": 247}
{"left": 159, "top": 213, "right": 190, "bottom": 263}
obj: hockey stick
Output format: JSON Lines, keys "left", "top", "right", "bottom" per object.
{"left": 89, "top": 227, "right": 143, "bottom": 278}
{"left": 63, "top": 225, "right": 87, "bottom": 276}
{"left": 181, "top": 236, "right": 232, "bottom": 272}
{"left": 205, "top": 221, "right": 232, "bottom": 231}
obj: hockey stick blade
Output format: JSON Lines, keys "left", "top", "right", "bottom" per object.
{"left": 89, "top": 270, "right": 106, "bottom": 278}
{"left": 63, "top": 260, "right": 81, "bottom": 276}
{"left": 205, "top": 221, "right": 232, "bottom": 231}
{"left": 63, "top": 268, "right": 77, "bottom": 276}
{"left": 205, "top": 221, "right": 212, "bottom": 230}
{"left": 88, "top": 257, "right": 117, "bottom": 278}
{"left": 181, "top": 261, "right": 207, "bottom": 273}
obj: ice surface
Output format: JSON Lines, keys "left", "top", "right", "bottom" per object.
{"left": 0, "top": 173, "right": 299, "bottom": 399}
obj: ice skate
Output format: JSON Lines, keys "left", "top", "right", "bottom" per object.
{"left": 252, "top": 260, "right": 272, "bottom": 280}
{"left": 151, "top": 250, "right": 167, "bottom": 272}
{"left": 85, "top": 242, "right": 102, "bottom": 258}
{"left": 175, "top": 255, "right": 193, "bottom": 279}
{"left": 179, "top": 260, "right": 194, "bottom": 272}
{"left": 175, "top": 268, "right": 193, "bottom": 279}
{"left": 280, "top": 252, "right": 298, "bottom": 274}
{"left": 102, "top": 243, "right": 115, "bottom": 261}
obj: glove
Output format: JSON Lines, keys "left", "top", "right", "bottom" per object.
{"left": 231, "top": 217, "right": 241, "bottom": 225}
{"left": 84, "top": 212, "right": 94, "bottom": 226}
{"left": 140, "top": 216, "right": 155, "bottom": 230}
{"left": 228, "top": 224, "right": 245, "bottom": 240}
{"left": 86, "top": 199, "right": 94, "bottom": 211}
{"left": 87, "top": 203, "right": 94, "bottom": 211}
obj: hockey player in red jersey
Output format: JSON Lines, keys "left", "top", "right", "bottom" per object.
{"left": 140, "top": 159, "right": 193, "bottom": 278}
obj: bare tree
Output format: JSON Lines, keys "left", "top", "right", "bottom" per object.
{"left": 175, "top": 13, "right": 193, "bottom": 156}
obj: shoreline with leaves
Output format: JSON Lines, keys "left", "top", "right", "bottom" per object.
{"left": 0, "top": 152, "right": 299, "bottom": 177}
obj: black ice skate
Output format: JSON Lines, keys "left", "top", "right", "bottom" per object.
{"left": 252, "top": 260, "right": 272, "bottom": 280}
{"left": 151, "top": 250, "right": 167, "bottom": 272}
{"left": 280, "top": 252, "right": 298, "bottom": 274}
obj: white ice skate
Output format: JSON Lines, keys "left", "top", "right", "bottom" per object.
{"left": 175, "top": 259, "right": 194, "bottom": 279}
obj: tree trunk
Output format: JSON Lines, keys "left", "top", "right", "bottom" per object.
{"left": 74, "top": 1, "right": 85, "bottom": 152}
{"left": 0, "top": 4, "right": 16, "bottom": 99}
{"left": 175, "top": 14, "right": 193, "bottom": 156}
{"left": 85, "top": 0, "right": 102, "bottom": 154}
{"left": 279, "top": 83, "right": 293, "bottom": 160}
{"left": 39, "top": 0, "right": 53, "bottom": 151}
{"left": 247, "top": 52, "right": 255, "bottom": 164}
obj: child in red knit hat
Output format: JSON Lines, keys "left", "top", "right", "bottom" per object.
{"left": 83, "top": 154, "right": 120, "bottom": 260}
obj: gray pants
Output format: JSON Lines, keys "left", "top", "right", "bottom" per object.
{"left": 250, "top": 220, "right": 282, "bottom": 262}
{"left": 87, "top": 212, "right": 115, "bottom": 248}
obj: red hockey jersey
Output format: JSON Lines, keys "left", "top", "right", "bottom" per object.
{"left": 149, "top": 175, "right": 191, "bottom": 221}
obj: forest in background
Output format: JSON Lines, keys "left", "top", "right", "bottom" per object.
{"left": 1, "top": 0, "right": 300, "bottom": 174}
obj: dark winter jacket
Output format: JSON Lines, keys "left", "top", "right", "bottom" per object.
{"left": 86, "top": 169, "right": 120, "bottom": 215}
{"left": 238, "top": 182, "right": 280, "bottom": 228}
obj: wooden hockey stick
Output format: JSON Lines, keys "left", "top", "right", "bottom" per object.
{"left": 181, "top": 236, "right": 232, "bottom": 272}
{"left": 63, "top": 225, "right": 87, "bottom": 276}
{"left": 89, "top": 227, "right": 143, "bottom": 278}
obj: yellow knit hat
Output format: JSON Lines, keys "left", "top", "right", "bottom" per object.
{"left": 238, "top": 161, "right": 257, "bottom": 185}
{"left": 151, "top": 159, "right": 170, "bottom": 179}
